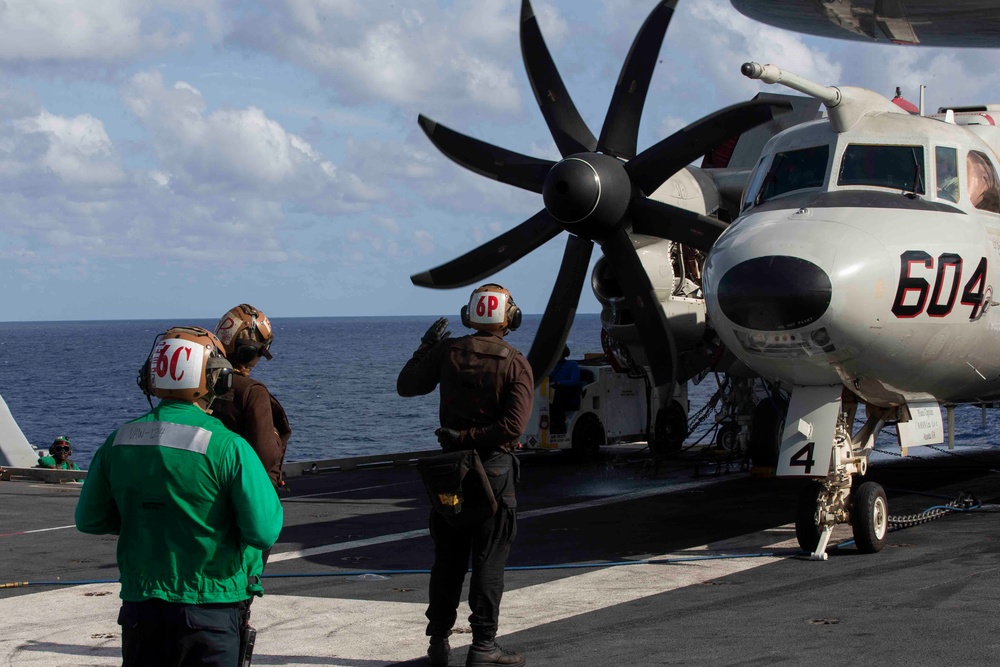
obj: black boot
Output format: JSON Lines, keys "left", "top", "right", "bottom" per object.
{"left": 465, "top": 640, "right": 525, "bottom": 666}
{"left": 428, "top": 636, "right": 450, "bottom": 666}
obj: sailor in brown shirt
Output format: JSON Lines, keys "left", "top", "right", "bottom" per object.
{"left": 212, "top": 304, "right": 291, "bottom": 490}
{"left": 398, "top": 284, "right": 533, "bottom": 667}
{"left": 211, "top": 305, "right": 290, "bottom": 667}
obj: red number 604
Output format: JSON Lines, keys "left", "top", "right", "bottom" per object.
{"left": 891, "top": 251, "right": 987, "bottom": 320}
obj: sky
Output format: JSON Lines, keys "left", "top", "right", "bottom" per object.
{"left": 2, "top": 0, "right": 1000, "bottom": 322}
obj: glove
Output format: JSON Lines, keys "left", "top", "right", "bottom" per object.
{"left": 435, "top": 427, "right": 463, "bottom": 448}
{"left": 421, "top": 317, "right": 451, "bottom": 346}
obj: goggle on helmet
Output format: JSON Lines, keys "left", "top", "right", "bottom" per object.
{"left": 215, "top": 304, "right": 274, "bottom": 363}
{"left": 138, "top": 326, "right": 234, "bottom": 403}
{"left": 461, "top": 284, "right": 522, "bottom": 333}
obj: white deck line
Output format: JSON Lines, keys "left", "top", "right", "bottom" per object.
{"left": 267, "top": 475, "right": 745, "bottom": 563}
{"left": 0, "top": 522, "right": 803, "bottom": 667}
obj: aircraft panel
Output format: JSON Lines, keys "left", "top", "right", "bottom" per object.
{"left": 731, "top": 1, "right": 1000, "bottom": 48}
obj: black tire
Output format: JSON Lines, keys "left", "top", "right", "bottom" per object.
{"left": 795, "top": 481, "right": 824, "bottom": 553}
{"left": 571, "top": 413, "right": 604, "bottom": 461}
{"left": 651, "top": 401, "right": 687, "bottom": 457}
{"left": 851, "top": 481, "right": 888, "bottom": 554}
{"left": 715, "top": 421, "right": 738, "bottom": 451}
{"left": 749, "top": 398, "right": 786, "bottom": 470}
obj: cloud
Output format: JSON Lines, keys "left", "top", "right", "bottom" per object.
{"left": 413, "top": 229, "right": 434, "bottom": 255}
{"left": 124, "top": 70, "right": 377, "bottom": 210}
{"left": 13, "top": 111, "right": 124, "bottom": 185}
{"left": 0, "top": 71, "right": 381, "bottom": 272}
{"left": 677, "top": 0, "right": 842, "bottom": 101}
{"left": 373, "top": 216, "right": 400, "bottom": 234}
{"left": 226, "top": 0, "right": 524, "bottom": 116}
{"left": 0, "top": 0, "right": 224, "bottom": 65}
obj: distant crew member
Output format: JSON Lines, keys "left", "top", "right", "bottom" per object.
{"left": 211, "top": 303, "right": 292, "bottom": 491}
{"left": 549, "top": 346, "right": 580, "bottom": 387}
{"left": 36, "top": 435, "right": 81, "bottom": 471}
{"left": 397, "top": 284, "right": 533, "bottom": 667}
{"left": 548, "top": 347, "right": 582, "bottom": 434}
{"left": 75, "top": 326, "right": 283, "bottom": 667}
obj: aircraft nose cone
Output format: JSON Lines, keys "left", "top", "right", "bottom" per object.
{"left": 717, "top": 255, "right": 832, "bottom": 331}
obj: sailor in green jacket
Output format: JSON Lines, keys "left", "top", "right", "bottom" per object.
{"left": 36, "top": 435, "right": 81, "bottom": 470}
{"left": 76, "top": 326, "right": 283, "bottom": 667}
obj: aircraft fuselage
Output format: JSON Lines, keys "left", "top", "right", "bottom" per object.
{"left": 704, "top": 107, "right": 1000, "bottom": 406}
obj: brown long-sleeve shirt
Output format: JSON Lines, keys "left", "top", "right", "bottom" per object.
{"left": 397, "top": 331, "right": 534, "bottom": 454}
{"left": 211, "top": 373, "right": 291, "bottom": 488}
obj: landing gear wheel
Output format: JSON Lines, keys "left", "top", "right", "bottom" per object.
{"left": 651, "top": 401, "right": 687, "bottom": 457}
{"left": 795, "top": 481, "right": 824, "bottom": 553}
{"left": 715, "top": 421, "right": 738, "bottom": 451}
{"left": 851, "top": 481, "right": 888, "bottom": 554}
{"left": 571, "top": 413, "right": 605, "bottom": 462}
{"left": 749, "top": 398, "right": 786, "bottom": 470}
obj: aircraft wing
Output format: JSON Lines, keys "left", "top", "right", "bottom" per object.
{"left": 731, "top": 0, "right": 1000, "bottom": 47}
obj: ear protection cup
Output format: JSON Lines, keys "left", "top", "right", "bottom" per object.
{"left": 137, "top": 358, "right": 151, "bottom": 395}
{"left": 460, "top": 305, "right": 471, "bottom": 329}
{"left": 206, "top": 356, "right": 234, "bottom": 398}
{"left": 213, "top": 366, "right": 234, "bottom": 395}
{"left": 507, "top": 304, "right": 522, "bottom": 331}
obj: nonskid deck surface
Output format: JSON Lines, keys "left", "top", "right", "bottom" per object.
{"left": 2, "top": 444, "right": 1000, "bottom": 666}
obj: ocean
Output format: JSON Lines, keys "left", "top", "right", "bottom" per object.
{"left": 0, "top": 315, "right": 610, "bottom": 467}
{"left": 2, "top": 315, "right": 995, "bottom": 468}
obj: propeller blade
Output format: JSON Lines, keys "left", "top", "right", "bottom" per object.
{"left": 597, "top": 1, "right": 676, "bottom": 160}
{"left": 527, "top": 235, "right": 594, "bottom": 384}
{"left": 626, "top": 94, "right": 794, "bottom": 196}
{"left": 418, "top": 115, "right": 554, "bottom": 194}
{"left": 630, "top": 198, "right": 728, "bottom": 252}
{"left": 600, "top": 227, "right": 677, "bottom": 390}
{"left": 520, "top": 0, "right": 598, "bottom": 156}
{"left": 411, "top": 210, "right": 562, "bottom": 289}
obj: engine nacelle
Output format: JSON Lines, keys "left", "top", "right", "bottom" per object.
{"left": 592, "top": 235, "right": 707, "bottom": 357}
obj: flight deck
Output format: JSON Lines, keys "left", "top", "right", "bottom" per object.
{"left": 2, "top": 444, "right": 999, "bottom": 666}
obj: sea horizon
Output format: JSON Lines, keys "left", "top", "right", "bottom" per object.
{"left": 0, "top": 311, "right": 606, "bottom": 326}
{"left": 0, "top": 314, "right": 607, "bottom": 467}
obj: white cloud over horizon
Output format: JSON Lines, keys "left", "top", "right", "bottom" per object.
{"left": 0, "top": 0, "right": 998, "bottom": 321}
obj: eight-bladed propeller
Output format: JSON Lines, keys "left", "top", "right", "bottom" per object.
{"left": 412, "top": 0, "right": 792, "bottom": 393}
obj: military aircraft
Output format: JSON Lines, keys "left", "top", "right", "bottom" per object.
{"left": 731, "top": 0, "right": 1000, "bottom": 48}
{"left": 409, "top": 0, "right": 1000, "bottom": 559}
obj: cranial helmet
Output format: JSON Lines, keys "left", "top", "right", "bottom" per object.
{"left": 214, "top": 304, "right": 274, "bottom": 365}
{"left": 49, "top": 435, "right": 71, "bottom": 455}
{"left": 138, "top": 326, "right": 234, "bottom": 403}
{"left": 461, "top": 284, "right": 522, "bottom": 333}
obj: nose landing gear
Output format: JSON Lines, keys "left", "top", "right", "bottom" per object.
{"left": 785, "top": 391, "right": 888, "bottom": 560}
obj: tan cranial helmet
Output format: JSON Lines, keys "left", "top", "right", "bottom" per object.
{"left": 461, "top": 283, "right": 522, "bottom": 333}
{"left": 139, "top": 326, "right": 233, "bottom": 403}
{"left": 214, "top": 304, "right": 274, "bottom": 364}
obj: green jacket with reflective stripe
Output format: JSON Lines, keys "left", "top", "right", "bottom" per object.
{"left": 75, "top": 400, "right": 284, "bottom": 604}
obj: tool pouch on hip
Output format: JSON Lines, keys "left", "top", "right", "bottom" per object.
{"left": 417, "top": 449, "right": 498, "bottom": 528}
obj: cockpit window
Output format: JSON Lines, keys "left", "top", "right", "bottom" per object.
{"left": 936, "top": 146, "right": 959, "bottom": 203}
{"left": 967, "top": 150, "right": 1000, "bottom": 213}
{"left": 751, "top": 145, "right": 829, "bottom": 206}
{"left": 741, "top": 156, "right": 768, "bottom": 212}
{"left": 838, "top": 144, "right": 925, "bottom": 194}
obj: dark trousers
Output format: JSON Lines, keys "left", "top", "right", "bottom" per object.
{"left": 425, "top": 451, "right": 517, "bottom": 642}
{"left": 119, "top": 599, "right": 241, "bottom": 667}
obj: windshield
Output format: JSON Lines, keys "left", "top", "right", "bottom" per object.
{"left": 753, "top": 145, "right": 829, "bottom": 205}
{"left": 838, "top": 144, "right": 925, "bottom": 194}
